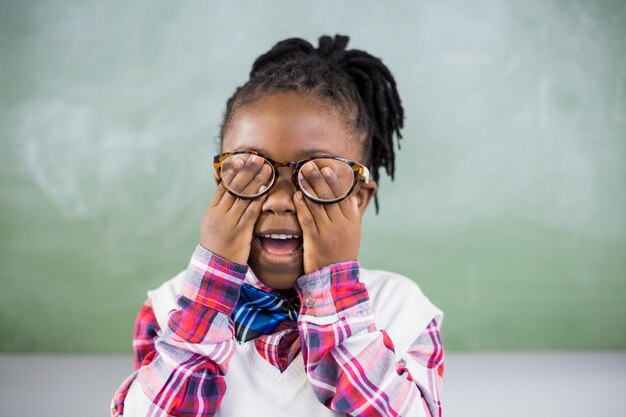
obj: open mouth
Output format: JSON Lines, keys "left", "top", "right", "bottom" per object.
{"left": 254, "top": 233, "right": 303, "bottom": 256}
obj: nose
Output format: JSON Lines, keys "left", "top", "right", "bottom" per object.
{"left": 262, "top": 166, "right": 297, "bottom": 215}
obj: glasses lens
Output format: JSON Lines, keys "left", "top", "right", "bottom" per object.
{"left": 298, "top": 159, "right": 355, "bottom": 202}
{"left": 220, "top": 153, "right": 274, "bottom": 197}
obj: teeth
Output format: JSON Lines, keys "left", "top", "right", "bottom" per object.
{"left": 262, "top": 234, "right": 299, "bottom": 239}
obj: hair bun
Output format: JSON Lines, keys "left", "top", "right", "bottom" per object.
{"left": 317, "top": 34, "right": 350, "bottom": 61}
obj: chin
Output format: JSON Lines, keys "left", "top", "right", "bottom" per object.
{"left": 248, "top": 251, "right": 304, "bottom": 291}
{"left": 256, "top": 264, "right": 303, "bottom": 290}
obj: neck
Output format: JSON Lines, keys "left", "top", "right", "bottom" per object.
{"left": 276, "top": 287, "right": 297, "bottom": 300}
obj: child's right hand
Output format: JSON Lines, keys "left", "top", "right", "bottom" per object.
{"left": 199, "top": 155, "right": 271, "bottom": 265}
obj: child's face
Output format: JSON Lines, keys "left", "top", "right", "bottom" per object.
{"left": 221, "top": 91, "right": 376, "bottom": 290}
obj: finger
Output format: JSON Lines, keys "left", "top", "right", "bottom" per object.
{"left": 320, "top": 166, "right": 352, "bottom": 219}
{"left": 209, "top": 184, "right": 229, "bottom": 208}
{"left": 240, "top": 163, "right": 272, "bottom": 196}
{"left": 202, "top": 186, "right": 239, "bottom": 237}
{"left": 300, "top": 163, "right": 336, "bottom": 200}
{"left": 211, "top": 184, "right": 247, "bottom": 216}
{"left": 223, "top": 165, "right": 272, "bottom": 213}
{"left": 293, "top": 191, "right": 319, "bottom": 238}
{"left": 223, "top": 156, "right": 271, "bottom": 212}
{"left": 226, "top": 155, "right": 267, "bottom": 197}
{"left": 299, "top": 175, "right": 313, "bottom": 194}
{"left": 345, "top": 195, "right": 361, "bottom": 221}
{"left": 336, "top": 195, "right": 354, "bottom": 218}
{"left": 303, "top": 189, "right": 331, "bottom": 224}
{"left": 320, "top": 166, "right": 345, "bottom": 197}
{"left": 220, "top": 157, "right": 242, "bottom": 185}
{"left": 215, "top": 185, "right": 241, "bottom": 211}
{"left": 300, "top": 164, "right": 342, "bottom": 219}
{"left": 215, "top": 157, "right": 245, "bottom": 211}
{"left": 228, "top": 182, "right": 269, "bottom": 220}
{"left": 236, "top": 186, "right": 268, "bottom": 229}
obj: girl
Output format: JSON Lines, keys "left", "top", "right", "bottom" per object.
{"left": 111, "top": 34, "right": 444, "bottom": 417}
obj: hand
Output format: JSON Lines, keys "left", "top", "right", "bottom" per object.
{"left": 293, "top": 164, "right": 363, "bottom": 274}
{"left": 200, "top": 154, "right": 271, "bottom": 264}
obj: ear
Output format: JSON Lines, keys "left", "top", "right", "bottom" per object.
{"left": 353, "top": 180, "right": 377, "bottom": 216}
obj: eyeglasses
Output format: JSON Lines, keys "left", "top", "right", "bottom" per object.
{"left": 212, "top": 150, "right": 370, "bottom": 204}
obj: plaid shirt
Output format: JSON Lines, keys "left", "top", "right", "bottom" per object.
{"left": 111, "top": 245, "right": 444, "bottom": 416}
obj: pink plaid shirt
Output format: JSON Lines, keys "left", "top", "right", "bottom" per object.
{"left": 111, "top": 245, "right": 444, "bottom": 416}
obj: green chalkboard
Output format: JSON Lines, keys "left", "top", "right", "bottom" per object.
{"left": 1, "top": 0, "right": 625, "bottom": 352}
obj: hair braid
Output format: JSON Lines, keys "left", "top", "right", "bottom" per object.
{"left": 250, "top": 38, "right": 315, "bottom": 78}
{"left": 220, "top": 34, "right": 405, "bottom": 213}
{"left": 343, "top": 52, "right": 405, "bottom": 177}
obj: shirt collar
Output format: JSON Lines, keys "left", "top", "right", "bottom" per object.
{"left": 244, "top": 267, "right": 274, "bottom": 293}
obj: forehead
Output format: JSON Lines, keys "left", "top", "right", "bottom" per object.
{"left": 222, "top": 91, "right": 362, "bottom": 162}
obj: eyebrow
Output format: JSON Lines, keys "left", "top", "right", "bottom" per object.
{"left": 293, "top": 148, "right": 334, "bottom": 159}
{"left": 234, "top": 146, "right": 334, "bottom": 160}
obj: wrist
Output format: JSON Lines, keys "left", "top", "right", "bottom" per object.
{"left": 199, "top": 239, "right": 249, "bottom": 266}
{"left": 195, "top": 244, "right": 248, "bottom": 271}
{"left": 295, "top": 260, "right": 369, "bottom": 318}
{"left": 297, "top": 259, "right": 360, "bottom": 289}
{"left": 183, "top": 244, "right": 248, "bottom": 315}
{"left": 304, "top": 254, "right": 359, "bottom": 275}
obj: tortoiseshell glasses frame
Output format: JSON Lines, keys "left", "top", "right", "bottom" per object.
{"left": 212, "top": 150, "right": 370, "bottom": 204}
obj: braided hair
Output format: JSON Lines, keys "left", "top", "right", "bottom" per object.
{"left": 219, "top": 34, "right": 404, "bottom": 212}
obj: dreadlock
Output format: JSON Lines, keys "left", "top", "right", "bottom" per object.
{"left": 219, "top": 34, "right": 404, "bottom": 213}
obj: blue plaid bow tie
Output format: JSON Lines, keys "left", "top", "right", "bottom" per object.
{"left": 232, "top": 283, "right": 300, "bottom": 342}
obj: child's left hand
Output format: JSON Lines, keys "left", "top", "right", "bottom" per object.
{"left": 293, "top": 164, "right": 363, "bottom": 274}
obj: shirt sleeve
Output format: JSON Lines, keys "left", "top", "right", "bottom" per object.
{"left": 132, "top": 299, "right": 161, "bottom": 370}
{"left": 110, "top": 245, "right": 247, "bottom": 417}
{"left": 294, "top": 261, "right": 445, "bottom": 417}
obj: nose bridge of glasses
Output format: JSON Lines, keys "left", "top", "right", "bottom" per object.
{"left": 268, "top": 160, "right": 298, "bottom": 179}
{"left": 263, "top": 160, "right": 298, "bottom": 190}
{"left": 270, "top": 160, "right": 298, "bottom": 170}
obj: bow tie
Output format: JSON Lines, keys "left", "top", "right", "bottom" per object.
{"left": 232, "top": 283, "right": 300, "bottom": 342}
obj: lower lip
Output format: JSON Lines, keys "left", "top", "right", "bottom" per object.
{"left": 252, "top": 236, "right": 303, "bottom": 266}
